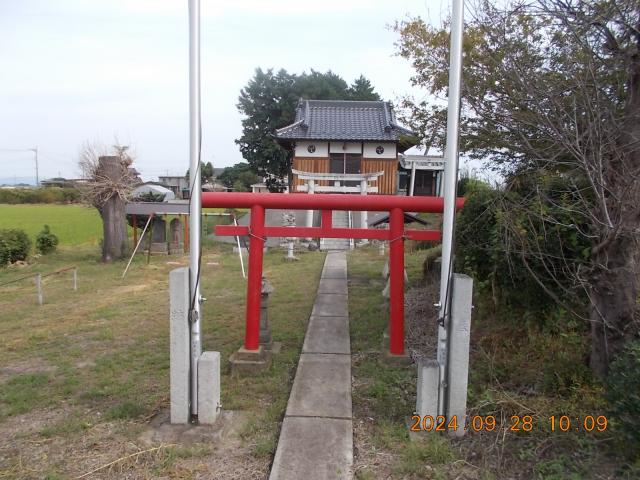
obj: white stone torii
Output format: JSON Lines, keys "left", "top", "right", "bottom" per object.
{"left": 291, "top": 169, "right": 384, "bottom": 231}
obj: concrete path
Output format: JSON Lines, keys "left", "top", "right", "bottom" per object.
{"left": 269, "top": 251, "right": 353, "bottom": 480}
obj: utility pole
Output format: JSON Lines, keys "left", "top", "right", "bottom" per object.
{"left": 33, "top": 147, "right": 39, "bottom": 187}
{"left": 436, "top": 0, "right": 464, "bottom": 416}
{"left": 0, "top": 148, "right": 39, "bottom": 186}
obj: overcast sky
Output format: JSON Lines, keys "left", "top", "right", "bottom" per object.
{"left": 0, "top": 0, "right": 449, "bottom": 183}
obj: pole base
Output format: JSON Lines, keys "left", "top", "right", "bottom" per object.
{"left": 381, "top": 330, "right": 412, "bottom": 365}
{"left": 229, "top": 346, "right": 271, "bottom": 376}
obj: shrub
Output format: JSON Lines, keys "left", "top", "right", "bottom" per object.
{"left": 0, "top": 229, "right": 31, "bottom": 266}
{"left": 606, "top": 341, "right": 640, "bottom": 457}
{"left": 0, "top": 187, "right": 80, "bottom": 204}
{"left": 35, "top": 225, "right": 59, "bottom": 254}
{"left": 454, "top": 174, "right": 591, "bottom": 320}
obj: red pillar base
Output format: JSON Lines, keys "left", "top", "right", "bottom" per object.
{"left": 228, "top": 346, "right": 271, "bottom": 376}
{"left": 381, "top": 329, "right": 412, "bottom": 365}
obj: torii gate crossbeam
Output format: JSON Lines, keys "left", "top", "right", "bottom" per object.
{"left": 203, "top": 192, "right": 464, "bottom": 357}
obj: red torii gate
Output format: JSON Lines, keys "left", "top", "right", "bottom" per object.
{"left": 202, "top": 192, "right": 464, "bottom": 357}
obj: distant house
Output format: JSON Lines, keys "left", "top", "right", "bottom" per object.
{"left": 132, "top": 183, "right": 176, "bottom": 202}
{"left": 275, "top": 99, "right": 418, "bottom": 195}
{"left": 158, "top": 175, "right": 190, "bottom": 199}
{"left": 40, "top": 177, "right": 84, "bottom": 189}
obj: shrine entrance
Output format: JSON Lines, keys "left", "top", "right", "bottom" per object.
{"left": 201, "top": 192, "right": 463, "bottom": 357}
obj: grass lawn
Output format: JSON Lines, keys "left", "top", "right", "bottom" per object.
{"left": 0, "top": 243, "right": 325, "bottom": 479}
{"left": 347, "top": 246, "right": 633, "bottom": 480}
{"left": 0, "top": 204, "right": 103, "bottom": 246}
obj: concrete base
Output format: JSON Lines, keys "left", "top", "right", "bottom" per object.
{"left": 416, "top": 358, "right": 439, "bottom": 418}
{"left": 261, "top": 340, "right": 282, "bottom": 354}
{"left": 139, "top": 410, "right": 250, "bottom": 447}
{"left": 381, "top": 330, "right": 412, "bottom": 365}
{"left": 169, "top": 243, "right": 184, "bottom": 255}
{"left": 229, "top": 346, "right": 271, "bottom": 375}
{"left": 197, "top": 351, "right": 221, "bottom": 425}
{"left": 151, "top": 242, "right": 168, "bottom": 254}
{"left": 382, "top": 349, "right": 413, "bottom": 366}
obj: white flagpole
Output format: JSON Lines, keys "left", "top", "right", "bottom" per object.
{"left": 437, "top": 0, "right": 464, "bottom": 416}
{"left": 188, "top": 0, "right": 202, "bottom": 418}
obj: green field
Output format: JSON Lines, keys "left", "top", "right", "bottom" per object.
{"left": 0, "top": 204, "right": 103, "bottom": 246}
{"left": 0, "top": 243, "right": 325, "bottom": 478}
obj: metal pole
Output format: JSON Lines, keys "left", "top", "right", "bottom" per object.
{"left": 73, "top": 268, "right": 77, "bottom": 291}
{"left": 34, "top": 147, "right": 39, "bottom": 187}
{"left": 188, "top": 0, "right": 202, "bottom": 418}
{"left": 437, "top": 0, "right": 464, "bottom": 416}
{"left": 360, "top": 179, "right": 368, "bottom": 230}
{"left": 306, "top": 179, "right": 314, "bottom": 241}
{"left": 389, "top": 207, "right": 405, "bottom": 356}
{"left": 409, "top": 161, "right": 417, "bottom": 196}
{"left": 233, "top": 216, "right": 246, "bottom": 279}
{"left": 35, "top": 273, "right": 43, "bottom": 305}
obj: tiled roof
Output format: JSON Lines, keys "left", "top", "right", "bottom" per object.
{"left": 276, "top": 99, "right": 416, "bottom": 142}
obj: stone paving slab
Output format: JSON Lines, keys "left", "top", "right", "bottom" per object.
{"left": 303, "top": 316, "right": 350, "bottom": 355}
{"left": 312, "top": 293, "right": 348, "bottom": 317}
{"left": 269, "top": 417, "right": 353, "bottom": 480}
{"left": 323, "top": 254, "right": 347, "bottom": 268}
{"left": 318, "top": 278, "right": 348, "bottom": 294}
{"left": 270, "top": 250, "right": 352, "bottom": 480}
{"left": 322, "top": 266, "right": 348, "bottom": 279}
{"left": 286, "top": 353, "right": 352, "bottom": 419}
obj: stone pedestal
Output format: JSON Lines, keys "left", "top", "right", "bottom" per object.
{"left": 198, "top": 351, "right": 221, "bottom": 424}
{"left": 229, "top": 346, "right": 271, "bottom": 376}
{"left": 380, "top": 329, "right": 412, "bottom": 365}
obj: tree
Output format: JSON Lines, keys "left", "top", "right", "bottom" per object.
{"left": 185, "top": 161, "right": 214, "bottom": 184}
{"left": 79, "top": 142, "right": 138, "bottom": 262}
{"left": 395, "top": 0, "right": 640, "bottom": 377}
{"left": 348, "top": 75, "right": 381, "bottom": 101}
{"left": 236, "top": 68, "right": 382, "bottom": 190}
{"left": 218, "top": 162, "right": 260, "bottom": 191}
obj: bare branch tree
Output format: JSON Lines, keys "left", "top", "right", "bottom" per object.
{"left": 79, "top": 141, "right": 139, "bottom": 262}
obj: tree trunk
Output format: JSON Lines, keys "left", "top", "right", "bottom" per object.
{"left": 101, "top": 196, "right": 128, "bottom": 262}
{"left": 590, "top": 53, "right": 640, "bottom": 378}
{"left": 98, "top": 156, "right": 129, "bottom": 262}
{"left": 590, "top": 236, "right": 640, "bottom": 378}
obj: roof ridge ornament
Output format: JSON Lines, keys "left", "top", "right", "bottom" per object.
{"left": 303, "top": 100, "right": 310, "bottom": 129}
{"left": 382, "top": 102, "right": 392, "bottom": 132}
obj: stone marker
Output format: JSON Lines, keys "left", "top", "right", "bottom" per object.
{"left": 282, "top": 212, "right": 299, "bottom": 261}
{"left": 151, "top": 217, "right": 168, "bottom": 254}
{"left": 169, "top": 218, "right": 184, "bottom": 255}
{"left": 169, "top": 267, "right": 190, "bottom": 424}
{"left": 260, "top": 277, "right": 280, "bottom": 353}
{"left": 198, "top": 351, "right": 221, "bottom": 424}
{"left": 446, "top": 273, "right": 473, "bottom": 437}
{"left": 416, "top": 358, "right": 439, "bottom": 419}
